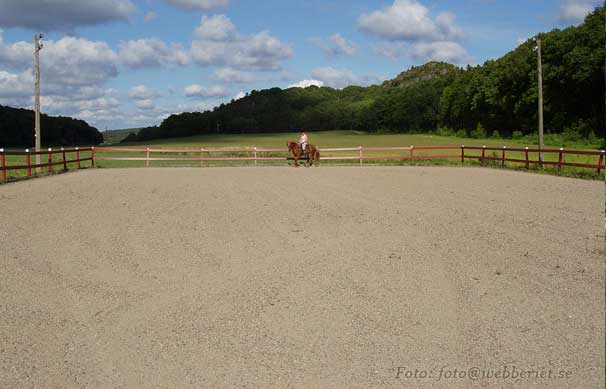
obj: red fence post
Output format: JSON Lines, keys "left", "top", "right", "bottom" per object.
{"left": 61, "top": 147, "right": 67, "bottom": 171}
{"left": 525, "top": 147, "right": 529, "bottom": 169}
{"left": 0, "top": 148, "right": 6, "bottom": 183}
{"left": 501, "top": 146, "right": 506, "bottom": 167}
{"left": 481, "top": 145, "right": 486, "bottom": 165}
{"left": 47, "top": 148, "right": 52, "bottom": 173}
{"left": 410, "top": 145, "right": 414, "bottom": 159}
{"left": 91, "top": 146, "right": 95, "bottom": 166}
{"left": 461, "top": 145, "right": 465, "bottom": 163}
{"left": 200, "top": 148, "right": 204, "bottom": 167}
{"left": 146, "top": 147, "right": 150, "bottom": 167}
{"left": 598, "top": 150, "right": 605, "bottom": 175}
{"left": 26, "top": 149, "right": 31, "bottom": 176}
{"left": 254, "top": 147, "right": 258, "bottom": 166}
{"left": 558, "top": 148, "right": 563, "bottom": 172}
{"left": 76, "top": 147, "right": 81, "bottom": 168}
{"left": 359, "top": 146, "right": 362, "bottom": 165}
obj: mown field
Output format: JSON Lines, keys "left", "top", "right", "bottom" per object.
{"left": 2, "top": 131, "right": 604, "bottom": 181}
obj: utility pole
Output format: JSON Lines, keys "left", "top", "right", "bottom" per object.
{"left": 34, "top": 33, "right": 43, "bottom": 171}
{"left": 536, "top": 37, "right": 544, "bottom": 166}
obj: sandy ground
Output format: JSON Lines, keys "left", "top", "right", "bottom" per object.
{"left": 0, "top": 166, "right": 604, "bottom": 388}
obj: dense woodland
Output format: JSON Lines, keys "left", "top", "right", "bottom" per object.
{"left": 125, "top": 7, "right": 605, "bottom": 145}
{"left": 0, "top": 105, "right": 103, "bottom": 147}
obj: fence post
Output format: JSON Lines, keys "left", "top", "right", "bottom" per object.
{"left": 461, "top": 145, "right": 465, "bottom": 163}
{"left": 47, "top": 148, "right": 52, "bottom": 173}
{"left": 410, "top": 145, "right": 414, "bottom": 159}
{"left": 598, "top": 150, "right": 605, "bottom": 175}
{"left": 200, "top": 148, "right": 204, "bottom": 167}
{"left": 359, "top": 146, "right": 362, "bottom": 165}
{"left": 501, "top": 146, "right": 506, "bottom": 167}
{"left": 26, "top": 149, "right": 31, "bottom": 176}
{"left": 0, "top": 148, "right": 5, "bottom": 183}
{"left": 76, "top": 147, "right": 81, "bottom": 168}
{"left": 61, "top": 147, "right": 67, "bottom": 171}
{"left": 91, "top": 146, "right": 95, "bottom": 167}
{"left": 558, "top": 148, "right": 563, "bottom": 172}
{"left": 146, "top": 147, "right": 150, "bottom": 167}
{"left": 525, "top": 147, "right": 529, "bottom": 169}
{"left": 254, "top": 147, "right": 258, "bottom": 166}
{"left": 481, "top": 145, "right": 486, "bottom": 165}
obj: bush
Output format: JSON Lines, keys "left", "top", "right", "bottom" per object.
{"left": 491, "top": 130, "right": 501, "bottom": 139}
{"left": 470, "top": 123, "right": 485, "bottom": 138}
{"left": 436, "top": 126, "right": 453, "bottom": 137}
{"left": 511, "top": 131, "right": 523, "bottom": 140}
{"left": 454, "top": 129, "right": 467, "bottom": 138}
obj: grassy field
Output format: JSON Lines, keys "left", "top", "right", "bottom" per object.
{"left": 2, "top": 131, "right": 604, "bottom": 181}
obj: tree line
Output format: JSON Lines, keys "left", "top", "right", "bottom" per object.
{"left": 0, "top": 105, "right": 103, "bottom": 147}
{"left": 117, "top": 7, "right": 598, "bottom": 145}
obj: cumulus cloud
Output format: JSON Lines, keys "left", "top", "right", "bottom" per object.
{"left": 166, "top": 0, "right": 229, "bottom": 10}
{"left": 119, "top": 38, "right": 189, "bottom": 68}
{"left": 0, "top": 0, "right": 134, "bottom": 31}
{"left": 373, "top": 42, "right": 408, "bottom": 59}
{"left": 190, "top": 15, "right": 293, "bottom": 70}
{"left": 358, "top": 0, "right": 463, "bottom": 42}
{"left": 214, "top": 67, "right": 255, "bottom": 83}
{"left": 184, "top": 84, "right": 228, "bottom": 98}
{"left": 411, "top": 41, "right": 471, "bottom": 64}
{"left": 311, "top": 33, "right": 357, "bottom": 56}
{"left": 0, "top": 70, "right": 32, "bottom": 98}
{"left": 311, "top": 67, "right": 383, "bottom": 89}
{"left": 558, "top": 0, "right": 599, "bottom": 24}
{"left": 0, "top": 34, "right": 119, "bottom": 88}
{"left": 288, "top": 79, "right": 325, "bottom": 88}
{"left": 128, "top": 85, "right": 160, "bottom": 100}
{"left": 135, "top": 99, "right": 155, "bottom": 110}
{"left": 234, "top": 91, "right": 246, "bottom": 100}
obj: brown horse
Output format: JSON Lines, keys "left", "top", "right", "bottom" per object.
{"left": 287, "top": 141, "right": 320, "bottom": 167}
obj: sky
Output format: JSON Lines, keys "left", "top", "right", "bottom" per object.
{"left": 0, "top": 0, "right": 601, "bottom": 130}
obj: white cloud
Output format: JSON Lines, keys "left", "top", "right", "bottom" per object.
{"left": 0, "top": 70, "right": 32, "bottom": 98}
{"left": 184, "top": 84, "right": 228, "bottom": 98}
{"left": 194, "top": 14, "right": 238, "bottom": 41}
{"left": 190, "top": 15, "right": 293, "bottom": 70}
{"left": 288, "top": 79, "right": 325, "bottom": 88}
{"left": 310, "top": 67, "right": 383, "bottom": 89}
{"left": 558, "top": 0, "right": 599, "bottom": 24}
{"left": 0, "top": 0, "right": 134, "bottom": 31}
{"left": 234, "top": 91, "right": 246, "bottom": 100}
{"left": 135, "top": 99, "right": 155, "bottom": 110}
{"left": 373, "top": 42, "right": 408, "bottom": 59}
{"left": 128, "top": 85, "right": 160, "bottom": 100}
{"left": 119, "top": 38, "right": 189, "bottom": 68}
{"left": 358, "top": 0, "right": 464, "bottom": 42}
{"left": 311, "top": 33, "right": 357, "bottom": 56}
{"left": 411, "top": 41, "right": 471, "bottom": 64}
{"left": 166, "top": 0, "right": 229, "bottom": 10}
{"left": 213, "top": 67, "right": 255, "bottom": 83}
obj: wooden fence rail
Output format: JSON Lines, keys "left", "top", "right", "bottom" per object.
{"left": 0, "top": 147, "right": 95, "bottom": 183}
{"left": 1, "top": 145, "right": 604, "bottom": 183}
{"left": 94, "top": 145, "right": 605, "bottom": 174}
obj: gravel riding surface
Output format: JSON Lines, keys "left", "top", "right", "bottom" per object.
{"left": 1, "top": 167, "right": 604, "bottom": 388}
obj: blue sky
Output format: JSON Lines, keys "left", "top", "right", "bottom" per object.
{"left": 0, "top": 0, "right": 601, "bottom": 130}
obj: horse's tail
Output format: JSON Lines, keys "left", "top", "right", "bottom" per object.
{"left": 316, "top": 150, "right": 320, "bottom": 160}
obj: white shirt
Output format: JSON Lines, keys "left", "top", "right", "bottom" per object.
{"left": 299, "top": 134, "right": 308, "bottom": 144}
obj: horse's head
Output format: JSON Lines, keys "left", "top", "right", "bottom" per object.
{"left": 287, "top": 141, "right": 297, "bottom": 151}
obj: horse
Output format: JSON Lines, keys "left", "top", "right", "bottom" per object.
{"left": 287, "top": 141, "right": 320, "bottom": 167}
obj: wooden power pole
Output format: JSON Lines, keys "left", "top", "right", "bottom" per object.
{"left": 537, "top": 37, "right": 544, "bottom": 166}
{"left": 34, "top": 34, "right": 43, "bottom": 171}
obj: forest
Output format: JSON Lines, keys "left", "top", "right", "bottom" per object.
{"left": 0, "top": 105, "right": 103, "bottom": 147}
{"left": 125, "top": 7, "right": 604, "bottom": 145}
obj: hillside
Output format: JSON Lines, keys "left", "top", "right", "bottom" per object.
{"left": 125, "top": 7, "right": 605, "bottom": 143}
{"left": 0, "top": 105, "right": 103, "bottom": 147}
{"left": 381, "top": 61, "right": 460, "bottom": 88}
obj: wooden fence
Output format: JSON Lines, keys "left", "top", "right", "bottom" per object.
{"left": 0, "top": 147, "right": 95, "bottom": 183}
{"left": 1, "top": 145, "right": 604, "bottom": 183}
{"left": 94, "top": 145, "right": 605, "bottom": 173}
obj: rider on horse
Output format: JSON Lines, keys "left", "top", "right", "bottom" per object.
{"left": 299, "top": 132, "right": 308, "bottom": 156}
